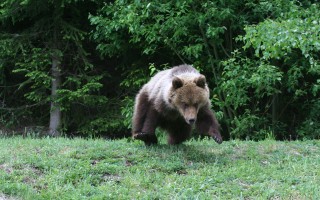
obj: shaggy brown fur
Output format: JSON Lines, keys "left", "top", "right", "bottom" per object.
{"left": 132, "top": 65, "right": 222, "bottom": 145}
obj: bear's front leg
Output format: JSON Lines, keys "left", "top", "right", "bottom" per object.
{"left": 196, "top": 107, "right": 222, "bottom": 144}
{"left": 132, "top": 91, "right": 149, "bottom": 136}
{"left": 132, "top": 100, "right": 159, "bottom": 145}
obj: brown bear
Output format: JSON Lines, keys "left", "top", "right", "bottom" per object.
{"left": 132, "top": 64, "right": 222, "bottom": 145}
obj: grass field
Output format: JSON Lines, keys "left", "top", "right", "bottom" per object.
{"left": 0, "top": 136, "right": 319, "bottom": 199}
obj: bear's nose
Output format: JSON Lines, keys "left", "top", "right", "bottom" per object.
{"left": 188, "top": 119, "right": 195, "bottom": 124}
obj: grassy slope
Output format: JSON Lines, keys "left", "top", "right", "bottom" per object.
{"left": 0, "top": 137, "right": 319, "bottom": 200}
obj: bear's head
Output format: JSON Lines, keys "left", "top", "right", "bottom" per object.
{"left": 169, "top": 75, "right": 210, "bottom": 125}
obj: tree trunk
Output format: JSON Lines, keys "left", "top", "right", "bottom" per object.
{"left": 49, "top": 56, "right": 61, "bottom": 136}
{"left": 271, "top": 93, "right": 278, "bottom": 133}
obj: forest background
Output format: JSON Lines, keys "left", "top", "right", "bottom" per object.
{"left": 0, "top": 0, "right": 319, "bottom": 141}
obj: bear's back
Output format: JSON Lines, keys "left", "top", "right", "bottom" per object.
{"left": 171, "top": 65, "right": 199, "bottom": 77}
{"left": 147, "top": 64, "right": 199, "bottom": 89}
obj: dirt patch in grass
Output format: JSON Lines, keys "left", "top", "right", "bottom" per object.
{"left": 0, "top": 194, "right": 19, "bottom": 200}
{"left": 0, "top": 164, "right": 13, "bottom": 174}
{"left": 102, "top": 173, "right": 121, "bottom": 183}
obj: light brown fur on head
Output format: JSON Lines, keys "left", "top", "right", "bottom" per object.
{"left": 169, "top": 76, "right": 209, "bottom": 125}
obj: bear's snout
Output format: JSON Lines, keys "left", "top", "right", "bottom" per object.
{"left": 188, "top": 118, "right": 196, "bottom": 125}
{"left": 184, "top": 106, "right": 197, "bottom": 125}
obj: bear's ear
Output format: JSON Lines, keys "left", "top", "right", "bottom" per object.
{"left": 172, "top": 77, "right": 183, "bottom": 89}
{"left": 195, "top": 75, "right": 206, "bottom": 88}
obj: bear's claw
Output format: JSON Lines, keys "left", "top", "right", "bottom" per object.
{"left": 133, "top": 132, "right": 146, "bottom": 139}
{"left": 213, "top": 135, "right": 223, "bottom": 144}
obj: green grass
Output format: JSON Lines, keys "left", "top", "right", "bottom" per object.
{"left": 0, "top": 137, "right": 319, "bottom": 200}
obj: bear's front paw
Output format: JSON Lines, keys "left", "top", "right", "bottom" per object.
{"left": 212, "top": 133, "right": 223, "bottom": 144}
{"left": 133, "top": 132, "right": 158, "bottom": 146}
{"left": 133, "top": 132, "right": 147, "bottom": 140}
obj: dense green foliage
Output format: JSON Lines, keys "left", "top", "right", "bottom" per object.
{"left": 1, "top": 137, "right": 320, "bottom": 199}
{"left": 222, "top": 2, "right": 320, "bottom": 139}
{"left": 0, "top": 0, "right": 108, "bottom": 135}
{"left": 1, "top": 0, "right": 319, "bottom": 139}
